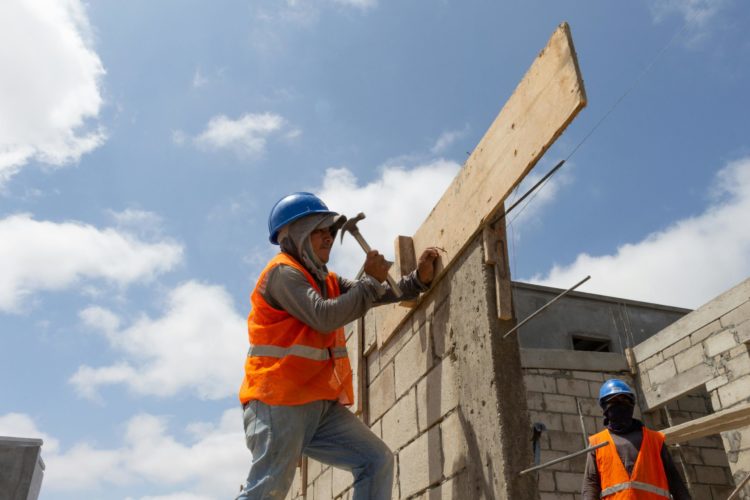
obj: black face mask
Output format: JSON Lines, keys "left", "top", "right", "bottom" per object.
{"left": 604, "top": 403, "right": 635, "bottom": 434}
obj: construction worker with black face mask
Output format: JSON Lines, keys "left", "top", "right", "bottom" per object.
{"left": 582, "top": 379, "right": 692, "bottom": 499}
{"left": 236, "top": 192, "right": 440, "bottom": 500}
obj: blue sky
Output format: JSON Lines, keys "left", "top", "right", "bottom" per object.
{"left": 1, "top": 1, "right": 749, "bottom": 498}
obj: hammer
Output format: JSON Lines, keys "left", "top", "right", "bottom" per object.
{"left": 340, "top": 212, "right": 403, "bottom": 297}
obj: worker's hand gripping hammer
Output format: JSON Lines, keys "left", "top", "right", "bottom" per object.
{"left": 340, "top": 212, "right": 403, "bottom": 297}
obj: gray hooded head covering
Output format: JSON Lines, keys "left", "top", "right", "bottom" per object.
{"left": 277, "top": 213, "right": 346, "bottom": 283}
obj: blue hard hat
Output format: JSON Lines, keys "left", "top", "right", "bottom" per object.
{"left": 267, "top": 192, "right": 336, "bottom": 244}
{"left": 598, "top": 379, "right": 635, "bottom": 408}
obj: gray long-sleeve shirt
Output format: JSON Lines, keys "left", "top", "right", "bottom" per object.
{"left": 582, "top": 426, "right": 692, "bottom": 500}
{"left": 260, "top": 263, "right": 428, "bottom": 332}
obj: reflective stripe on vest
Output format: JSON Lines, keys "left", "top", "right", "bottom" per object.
{"left": 601, "top": 480, "right": 670, "bottom": 498}
{"left": 248, "top": 344, "right": 348, "bottom": 361}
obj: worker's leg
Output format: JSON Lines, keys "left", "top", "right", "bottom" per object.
{"left": 236, "top": 400, "right": 325, "bottom": 500}
{"left": 304, "top": 402, "right": 394, "bottom": 500}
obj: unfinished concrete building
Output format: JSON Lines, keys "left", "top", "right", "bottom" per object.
{"left": 283, "top": 23, "right": 750, "bottom": 500}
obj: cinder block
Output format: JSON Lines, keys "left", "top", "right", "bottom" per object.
{"left": 526, "top": 392, "right": 545, "bottom": 410}
{"left": 677, "top": 395, "right": 710, "bottom": 414}
{"left": 726, "top": 351, "right": 750, "bottom": 381}
{"left": 431, "top": 301, "right": 453, "bottom": 359}
{"left": 394, "top": 325, "right": 433, "bottom": 397}
{"left": 549, "top": 430, "right": 585, "bottom": 453}
{"left": 705, "top": 330, "right": 738, "bottom": 358}
{"left": 538, "top": 470, "right": 555, "bottom": 491}
{"left": 421, "top": 471, "right": 468, "bottom": 500}
{"left": 314, "top": 466, "right": 333, "bottom": 500}
{"left": 417, "top": 357, "right": 460, "bottom": 431}
{"left": 381, "top": 388, "right": 419, "bottom": 452}
{"left": 398, "top": 427, "right": 442, "bottom": 498}
{"left": 366, "top": 350, "right": 380, "bottom": 385}
{"left": 440, "top": 411, "right": 468, "bottom": 478}
{"left": 529, "top": 410, "right": 563, "bottom": 431}
{"left": 663, "top": 336, "right": 692, "bottom": 359}
{"left": 694, "top": 464, "right": 730, "bottom": 485}
{"left": 638, "top": 352, "right": 665, "bottom": 372}
{"left": 562, "top": 414, "right": 588, "bottom": 437}
{"left": 720, "top": 300, "right": 750, "bottom": 329}
{"left": 332, "top": 466, "right": 353, "bottom": 498}
{"left": 556, "top": 378, "right": 590, "bottom": 398}
{"left": 543, "top": 394, "right": 578, "bottom": 415}
{"left": 649, "top": 359, "right": 677, "bottom": 386}
{"left": 736, "top": 319, "right": 750, "bottom": 344}
{"left": 701, "top": 447, "right": 732, "bottom": 467}
{"left": 369, "top": 363, "right": 396, "bottom": 423}
{"left": 710, "top": 485, "right": 736, "bottom": 499}
{"left": 540, "top": 493, "right": 574, "bottom": 500}
{"left": 554, "top": 471, "right": 582, "bottom": 493}
{"left": 706, "top": 375, "right": 729, "bottom": 391}
{"left": 539, "top": 449, "right": 571, "bottom": 471}
{"left": 525, "top": 374, "right": 557, "bottom": 393}
{"left": 308, "top": 458, "right": 323, "bottom": 481}
{"left": 571, "top": 370, "right": 605, "bottom": 382}
{"left": 717, "top": 374, "right": 750, "bottom": 408}
{"left": 691, "top": 319, "right": 723, "bottom": 345}
{"left": 674, "top": 344, "right": 705, "bottom": 373}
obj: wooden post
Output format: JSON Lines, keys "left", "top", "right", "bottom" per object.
{"left": 395, "top": 235, "right": 418, "bottom": 308}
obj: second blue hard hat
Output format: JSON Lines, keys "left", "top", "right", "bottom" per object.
{"left": 268, "top": 192, "right": 337, "bottom": 244}
{"left": 598, "top": 379, "right": 635, "bottom": 408}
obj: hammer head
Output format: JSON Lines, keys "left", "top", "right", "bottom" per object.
{"left": 339, "top": 212, "right": 366, "bottom": 243}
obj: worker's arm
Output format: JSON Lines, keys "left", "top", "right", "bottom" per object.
{"left": 581, "top": 451, "right": 601, "bottom": 500}
{"left": 263, "top": 264, "right": 391, "bottom": 332}
{"left": 661, "top": 444, "right": 692, "bottom": 500}
{"left": 338, "top": 269, "right": 428, "bottom": 304}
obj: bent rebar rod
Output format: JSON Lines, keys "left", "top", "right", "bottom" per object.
{"left": 503, "top": 275, "right": 591, "bottom": 339}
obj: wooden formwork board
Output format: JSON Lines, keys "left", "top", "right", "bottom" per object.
{"left": 373, "top": 22, "right": 587, "bottom": 347}
{"left": 662, "top": 402, "right": 750, "bottom": 445}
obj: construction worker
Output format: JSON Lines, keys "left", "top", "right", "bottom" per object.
{"left": 236, "top": 192, "right": 439, "bottom": 500}
{"left": 582, "top": 379, "right": 692, "bottom": 499}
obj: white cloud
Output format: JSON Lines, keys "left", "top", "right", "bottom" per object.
{"left": 194, "top": 113, "right": 286, "bottom": 158}
{"left": 430, "top": 127, "right": 468, "bottom": 155}
{"left": 331, "top": 0, "right": 377, "bottom": 9}
{"left": 192, "top": 68, "right": 208, "bottom": 89}
{"left": 110, "top": 208, "right": 166, "bottom": 240}
{"left": 0, "top": 214, "right": 183, "bottom": 312}
{"left": 531, "top": 157, "right": 750, "bottom": 309}
{"left": 71, "top": 281, "right": 247, "bottom": 400}
{"left": 316, "top": 160, "right": 460, "bottom": 279}
{"left": 651, "top": 0, "right": 727, "bottom": 26}
{"left": 1, "top": 409, "right": 248, "bottom": 497}
{"left": 0, "top": 0, "right": 106, "bottom": 183}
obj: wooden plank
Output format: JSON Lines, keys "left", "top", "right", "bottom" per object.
{"left": 395, "top": 235, "right": 418, "bottom": 308}
{"left": 373, "top": 22, "right": 587, "bottom": 347}
{"left": 662, "top": 402, "right": 750, "bottom": 445}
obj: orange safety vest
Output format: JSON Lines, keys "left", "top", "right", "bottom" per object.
{"left": 589, "top": 427, "right": 670, "bottom": 499}
{"left": 238, "top": 253, "right": 354, "bottom": 406}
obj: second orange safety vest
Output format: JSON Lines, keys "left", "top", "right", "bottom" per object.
{"left": 238, "top": 253, "right": 354, "bottom": 406}
{"left": 589, "top": 427, "right": 670, "bottom": 499}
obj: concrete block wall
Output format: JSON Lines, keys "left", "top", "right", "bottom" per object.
{"left": 521, "top": 351, "right": 635, "bottom": 500}
{"left": 648, "top": 389, "right": 735, "bottom": 499}
{"left": 633, "top": 277, "right": 750, "bottom": 498}
{"left": 521, "top": 351, "right": 731, "bottom": 499}
{"left": 287, "top": 235, "right": 536, "bottom": 499}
